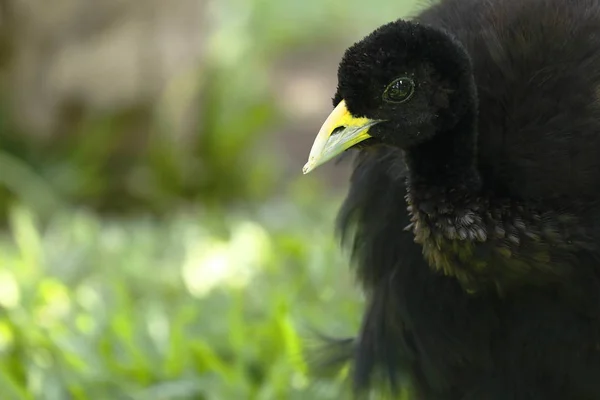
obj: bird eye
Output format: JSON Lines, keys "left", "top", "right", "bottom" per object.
{"left": 383, "top": 77, "right": 415, "bottom": 103}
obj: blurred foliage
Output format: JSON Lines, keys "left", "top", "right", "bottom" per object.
{"left": 0, "top": 0, "right": 421, "bottom": 219}
{"left": 0, "top": 200, "right": 368, "bottom": 400}
{"left": 0, "top": 58, "right": 280, "bottom": 218}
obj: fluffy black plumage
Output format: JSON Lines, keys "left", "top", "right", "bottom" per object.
{"left": 316, "top": 0, "right": 600, "bottom": 398}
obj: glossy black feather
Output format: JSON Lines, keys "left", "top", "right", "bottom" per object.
{"left": 416, "top": 0, "right": 600, "bottom": 201}
{"left": 323, "top": 0, "right": 600, "bottom": 398}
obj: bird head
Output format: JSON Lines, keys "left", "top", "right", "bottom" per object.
{"left": 303, "top": 20, "right": 476, "bottom": 174}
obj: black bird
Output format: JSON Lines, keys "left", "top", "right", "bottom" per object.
{"left": 302, "top": 0, "right": 600, "bottom": 398}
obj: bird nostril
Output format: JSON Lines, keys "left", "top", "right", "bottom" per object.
{"left": 331, "top": 126, "right": 346, "bottom": 137}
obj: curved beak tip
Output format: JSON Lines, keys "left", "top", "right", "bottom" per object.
{"left": 302, "top": 157, "right": 318, "bottom": 174}
{"left": 302, "top": 99, "right": 378, "bottom": 175}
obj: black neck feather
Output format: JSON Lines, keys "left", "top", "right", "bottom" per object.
{"left": 401, "top": 104, "right": 584, "bottom": 293}
{"left": 404, "top": 108, "right": 480, "bottom": 198}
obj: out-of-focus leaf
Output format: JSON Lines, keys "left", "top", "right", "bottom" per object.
{"left": 0, "top": 365, "right": 31, "bottom": 400}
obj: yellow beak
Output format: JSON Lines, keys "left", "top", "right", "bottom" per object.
{"left": 302, "top": 100, "right": 381, "bottom": 174}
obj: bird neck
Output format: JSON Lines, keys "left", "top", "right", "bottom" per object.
{"left": 404, "top": 109, "right": 481, "bottom": 201}
{"left": 403, "top": 110, "right": 491, "bottom": 292}
{"left": 401, "top": 110, "right": 584, "bottom": 294}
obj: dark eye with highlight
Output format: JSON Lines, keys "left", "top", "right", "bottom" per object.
{"left": 383, "top": 77, "right": 415, "bottom": 103}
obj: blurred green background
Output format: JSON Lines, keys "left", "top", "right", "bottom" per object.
{"left": 0, "top": 0, "right": 422, "bottom": 398}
